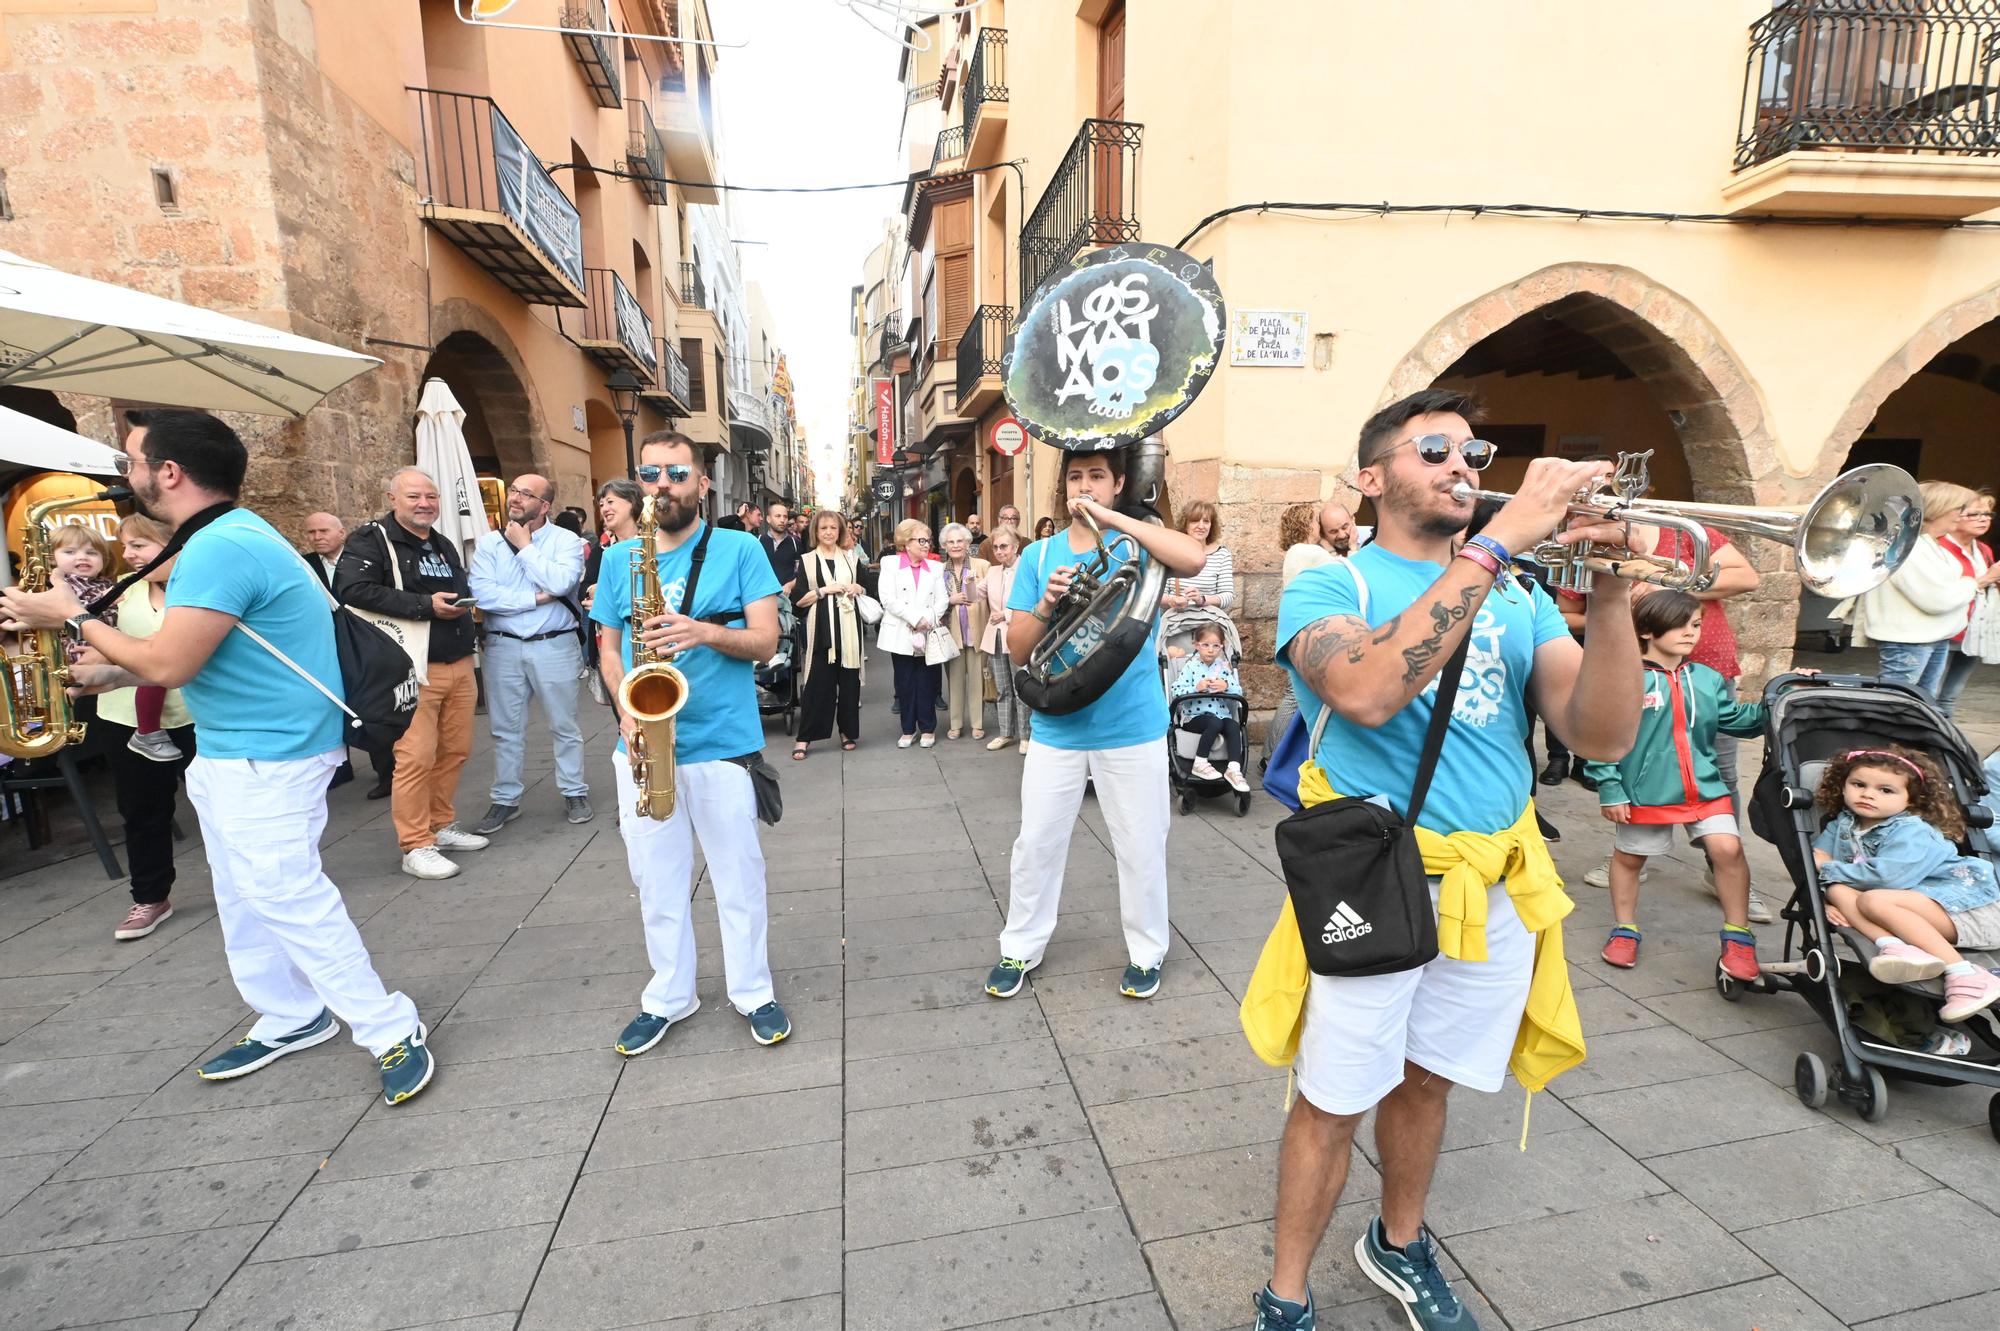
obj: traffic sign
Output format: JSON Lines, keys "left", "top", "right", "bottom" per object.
{"left": 991, "top": 417, "right": 1027, "bottom": 456}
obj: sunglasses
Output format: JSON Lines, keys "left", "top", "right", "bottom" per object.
{"left": 1377, "top": 434, "right": 1496, "bottom": 471}
{"left": 635, "top": 464, "right": 693, "bottom": 484}
{"left": 112, "top": 453, "right": 153, "bottom": 477}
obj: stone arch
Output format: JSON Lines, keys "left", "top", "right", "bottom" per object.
{"left": 1814, "top": 276, "right": 2000, "bottom": 491}
{"left": 423, "top": 298, "right": 548, "bottom": 479}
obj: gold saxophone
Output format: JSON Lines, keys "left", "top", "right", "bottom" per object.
{"left": 1, "top": 493, "right": 109, "bottom": 759}
{"left": 618, "top": 495, "right": 689, "bottom": 820}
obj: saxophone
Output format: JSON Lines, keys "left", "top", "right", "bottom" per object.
{"left": 617, "top": 495, "right": 689, "bottom": 819}
{"left": 1, "top": 493, "right": 108, "bottom": 759}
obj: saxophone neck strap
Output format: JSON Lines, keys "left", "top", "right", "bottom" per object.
{"left": 85, "top": 500, "right": 235, "bottom": 615}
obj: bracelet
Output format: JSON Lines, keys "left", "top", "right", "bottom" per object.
{"left": 1456, "top": 544, "right": 1504, "bottom": 578}
{"left": 1465, "top": 534, "right": 1512, "bottom": 567}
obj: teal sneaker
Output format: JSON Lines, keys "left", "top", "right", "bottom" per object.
{"left": 196, "top": 1009, "right": 339, "bottom": 1081}
{"left": 1120, "top": 962, "right": 1162, "bottom": 999}
{"left": 1253, "top": 1284, "right": 1315, "bottom": 1330}
{"left": 746, "top": 1001, "right": 791, "bottom": 1046}
{"left": 378, "top": 1023, "right": 433, "bottom": 1106}
{"left": 985, "top": 957, "right": 1035, "bottom": 998}
{"left": 1354, "top": 1216, "right": 1479, "bottom": 1329}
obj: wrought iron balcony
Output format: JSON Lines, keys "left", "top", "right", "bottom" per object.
{"left": 641, "top": 335, "right": 691, "bottom": 415}
{"left": 575, "top": 267, "right": 657, "bottom": 379}
{"left": 879, "top": 319, "right": 902, "bottom": 369}
{"left": 963, "top": 27, "right": 1008, "bottom": 164}
{"left": 1737, "top": 1, "right": 2000, "bottom": 168}
{"left": 955, "top": 304, "right": 1011, "bottom": 417}
{"left": 906, "top": 74, "right": 941, "bottom": 104}
{"left": 627, "top": 98, "right": 669, "bottom": 204}
{"left": 1020, "top": 119, "right": 1143, "bottom": 302}
{"left": 679, "top": 260, "right": 705, "bottom": 308}
{"left": 562, "top": 0, "right": 622, "bottom": 109}
{"left": 931, "top": 123, "right": 969, "bottom": 172}
{"left": 410, "top": 87, "right": 585, "bottom": 307}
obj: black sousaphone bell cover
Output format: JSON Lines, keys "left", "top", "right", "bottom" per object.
{"left": 1003, "top": 244, "right": 1225, "bottom": 454}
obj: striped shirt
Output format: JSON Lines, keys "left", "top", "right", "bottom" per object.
{"left": 1174, "top": 544, "right": 1235, "bottom": 609}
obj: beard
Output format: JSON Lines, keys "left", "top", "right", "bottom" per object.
{"left": 657, "top": 491, "right": 700, "bottom": 534}
{"left": 1331, "top": 534, "right": 1352, "bottom": 556}
{"left": 128, "top": 473, "right": 163, "bottom": 520}
{"left": 1380, "top": 467, "right": 1469, "bottom": 541}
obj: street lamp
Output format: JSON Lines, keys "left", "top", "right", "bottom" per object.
{"left": 606, "top": 367, "right": 644, "bottom": 477}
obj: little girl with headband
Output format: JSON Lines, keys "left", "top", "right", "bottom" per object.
{"left": 1812, "top": 744, "right": 2000, "bottom": 1022}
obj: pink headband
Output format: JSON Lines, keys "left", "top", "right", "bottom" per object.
{"left": 1843, "top": 750, "right": 1926, "bottom": 786}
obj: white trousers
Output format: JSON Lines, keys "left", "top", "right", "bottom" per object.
{"left": 615, "top": 757, "right": 775, "bottom": 1017}
{"left": 1000, "top": 739, "right": 1171, "bottom": 969}
{"left": 187, "top": 751, "right": 418, "bottom": 1056}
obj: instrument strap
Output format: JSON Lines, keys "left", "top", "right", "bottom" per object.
{"left": 84, "top": 500, "right": 235, "bottom": 615}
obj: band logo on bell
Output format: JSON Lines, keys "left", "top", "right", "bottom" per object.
{"left": 1053, "top": 273, "right": 1162, "bottom": 418}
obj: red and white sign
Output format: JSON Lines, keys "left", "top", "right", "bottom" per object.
{"left": 872, "top": 378, "right": 895, "bottom": 466}
{"left": 990, "top": 417, "right": 1028, "bottom": 457}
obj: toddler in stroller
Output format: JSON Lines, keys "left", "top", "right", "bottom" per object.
{"left": 1169, "top": 623, "right": 1252, "bottom": 812}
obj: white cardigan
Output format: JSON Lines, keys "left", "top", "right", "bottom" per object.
{"left": 1861, "top": 534, "right": 1977, "bottom": 644}
{"left": 877, "top": 554, "right": 948, "bottom": 657}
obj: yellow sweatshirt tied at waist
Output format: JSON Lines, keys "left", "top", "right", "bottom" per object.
{"left": 1239, "top": 769, "right": 1588, "bottom": 1141}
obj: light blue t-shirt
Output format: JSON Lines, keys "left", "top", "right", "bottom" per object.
{"left": 590, "top": 522, "right": 782, "bottom": 765}
{"left": 164, "top": 509, "right": 345, "bottom": 761}
{"left": 1007, "top": 529, "right": 1165, "bottom": 751}
{"left": 1276, "top": 544, "right": 1571, "bottom": 835}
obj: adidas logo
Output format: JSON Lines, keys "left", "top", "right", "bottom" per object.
{"left": 1321, "top": 901, "right": 1373, "bottom": 944}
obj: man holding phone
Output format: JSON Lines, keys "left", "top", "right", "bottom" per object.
{"left": 335, "top": 467, "right": 486, "bottom": 879}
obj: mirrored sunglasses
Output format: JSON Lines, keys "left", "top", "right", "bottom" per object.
{"left": 1385, "top": 434, "right": 1497, "bottom": 470}
{"left": 635, "top": 464, "right": 693, "bottom": 484}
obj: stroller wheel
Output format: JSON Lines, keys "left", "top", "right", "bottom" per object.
{"left": 1179, "top": 794, "right": 1195, "bottom": 815}
{"left": 1794, "top": 1052, "right": 1829, "bottom": 1109}
{"left": 1989, "top": 1093, "right": 1999, "bottom": 1146}
{"left": 1855, "top": 1065, "right": 1890, "bottom": 1124}
{"left": 1716, "top": 973, "right": 1742, "bottom": 1003}
{"left": 1236, "top": 791, "right": 1252, "bottom": 817}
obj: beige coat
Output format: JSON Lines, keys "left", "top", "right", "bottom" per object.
{"left": 980, "top": 562, "right": 1020, "bottom": 655}
{"left": 941, "top": 556, "right": 991, "bottom": 650}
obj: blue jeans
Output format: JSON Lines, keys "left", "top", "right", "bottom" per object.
{"left": 1937, "top": 648, "right": 1981, "bottom": 718}
{"left": 484, "top": 633, "right": 588, "bottom": 805}
{"left": 1876, "top": 639, "right": 1954, "bottom": 700}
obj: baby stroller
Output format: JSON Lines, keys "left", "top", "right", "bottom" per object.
{"left": 1746, "top": 672, "right": 2000, "bottom": 1141}
{"left": 755, "top": 597, "right": 802, "bottom": 735}
{"left": 1165, "top": 612, "right": 1252, "bottom": 817}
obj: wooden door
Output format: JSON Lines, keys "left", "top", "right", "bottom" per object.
{"left": 1093, "top": 3, "right": 1127, "bottom": 239}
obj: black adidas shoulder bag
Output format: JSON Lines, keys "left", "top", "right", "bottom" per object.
{"left": 1275, "top": 630, "right": 1473, "bottom": 977}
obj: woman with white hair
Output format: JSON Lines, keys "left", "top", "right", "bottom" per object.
{"left": 1862, "top": 480, "right": 2000, "bottom": 699}
{"left": 938, "top": 522, "right": 991, "bottom": 740}
{"left": 877, "top": 518, "right": 949, "bottom": 747}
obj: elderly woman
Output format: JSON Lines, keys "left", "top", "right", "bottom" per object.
{"left": 878, "top": 517, "right": 949, "bottom": 748}
{"left": 1863, "top": 480, "right": 2000, "bottom": 700}
{"left": 938, "top": 521, "right": 992, "bottom": 740}
{"left": 583, "top": 478, "right": 644, "bottom": 612}
{"left": 792, "top": 510, "right": 867, "bottom": 757}
{"left": 980, "top": 525, "right": 1031, "bottom": 752}
{"left": 1938, "top": 488, "right": 1997, "bottom": 718}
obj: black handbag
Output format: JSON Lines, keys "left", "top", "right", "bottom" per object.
{"left": 1275, "top": 631, "right": 1473, "bottom": 977}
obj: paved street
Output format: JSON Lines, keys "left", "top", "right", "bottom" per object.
{"left": 4, "top": 656, "right": 2000, "bottom": 1330}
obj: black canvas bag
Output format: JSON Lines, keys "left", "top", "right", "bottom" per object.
{"left": 1275, "top": 631, "right": 1473, "bottom": 977}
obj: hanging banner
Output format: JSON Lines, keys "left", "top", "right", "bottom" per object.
{"left": 612, "top": 277, "right": 657, "bottom": 372}
{"left": 489, "top": 104, "right": 586, "bottom": 294}
{"left": 872, "top": 377, "right": 895, "bottom": 466}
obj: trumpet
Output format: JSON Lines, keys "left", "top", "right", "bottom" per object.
{"left": 1450, "top": 451, "right": 1922, "bottom": 600}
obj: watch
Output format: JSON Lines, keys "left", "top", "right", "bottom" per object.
{"left": 64, "top": 611, "right": 100, "bottom": 638}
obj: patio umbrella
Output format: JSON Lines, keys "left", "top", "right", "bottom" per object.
{"left": 413, "top": 377, "right": 489, "bottom": 562}
{"left": 0, "top": 248, "right": 380, "bottom": 417}
{"left": 0, "top": 405, "right": 123, "bottom": 477}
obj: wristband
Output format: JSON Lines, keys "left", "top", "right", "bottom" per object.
{"left": 1465, "top": 534, "right": 1512, "bottom": 567}
{"left": 1456, "top": 544, "right": 1504, "bottom": 579}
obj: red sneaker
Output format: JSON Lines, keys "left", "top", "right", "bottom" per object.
{"left": 1719, "top": 933, "right": 1761, "bottom": 983}
{"left": 1601, "top": 927, "right": 1640, "bottom": 969}
{"left": 114, "top": 901, "right": 173, "bottom": 941}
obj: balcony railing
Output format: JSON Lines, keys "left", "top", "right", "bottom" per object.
{"left": 576, "top": 267, "right": 656, "bottom": 378}
{"left": 679, "top": 260, "right": 705, "bottom": 308}
{"left": 1020, "top": 119, "right": 1144, "bottom": 301}
{"left": 410, "top": 87, "right": 585, "bottom": 306}
{"left": 1736, "top": 0, "right": 2000, "bottom": 168}
{"left": 642, "top": 335, "right": 691, "bottom": 414}
{"left": 906, "top": 74, "right": 942, "bottom": 104}
{"left": 562, "top": 0, "right": 622, "bottom": 108}
{"left": 879, "top": 318, "right": 902, "bottom": 368}
{"left": 963, "top": 28, "right": 1008, "bottom": 135}
{"left": 932, "top": 123, "right": 969, "bottom": 172}
{"left": 627, "top": 99, "right": 669, "bottom": 204}
{"left": 955, "top": 304, "right": 1012, "bottom": 407}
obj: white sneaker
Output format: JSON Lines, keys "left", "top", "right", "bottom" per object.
{"left": 1223, "top": 765, "right": 1251, "bottom": 793}
{"left": 985, "top": 736, "right": 1014, "bottom": 752}
{"left": 401, "top": 846, "right": 460, "bottom": 880}
{"left": 1582, "top": 861, "right": 1650, "bottom": 890}
{"left": 897, "top": 734, "right": 913, "bottom": 749}
{"left": 1190, "top": 758, "right": 1222, "bottom": 781}
{"left": 1018, "top": 740, "right": 1030, "bottom": 756}
{"left": 433, "top": 825, "right": 489, "bottom": 851}
{"left": 1746, "top": 889, "right": 1774, "bottom": 924}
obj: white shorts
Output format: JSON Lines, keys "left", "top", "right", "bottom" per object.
{"left": 1293, "top": 880, "right": 1534, "bottom": 1114}
{"left": 1613, "top": 812, "right": 1739, "bottom": 857}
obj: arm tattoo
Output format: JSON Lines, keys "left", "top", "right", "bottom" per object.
{"left": 1293, "top": 613, "right": 1402, "bottom": 682}
{"left": 1398, "top": 581, "right": 1485, "bottom": 686}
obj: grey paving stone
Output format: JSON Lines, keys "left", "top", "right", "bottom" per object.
{"left": 53, "top": 1098, "right": 369, "bottom": 1182}
{"left": 1067, "top": 1031, "right": 1284, "bottom": 1107}
{"left": 1089, "top": 1081, "right": 1290, "bottom": 1168}
{"left": 0, "top": 1153, "right": 317, "bottom": 1254}
{"left": 124, "top": 1040, "right": 377, "bottom": 1118}
{"left": 1045, "top": 990, "right": 1247, "bottom": 1056}
{"left": 1577, "top": 944, "right": 1733, "bottom": 1000}
{"left": 845, "top": 1208, "right": 1151, "bottom": 1331}
{"left": 846, "top": 994, "right": 1048, "bottom": 1060}
{"left": 0, "top": 1150, "right": 69, "bottom": 1219}
{"left": 1427, "top": 1126, "right": 1669, "bottom": 1237}
{"left": 0, "top": 1008, "right": 245, "bottom": 1062}
{"left": 1890, "top": 1124, "right": 2000, "bottom": 1211}
{"left": 1453, "top": 1193, "right": 1770, "bottom": 1328}
{"left": 585, "top": 1085, "right": 841, "bottom": 1172}
{"left": 1859, "top": 1288, "right": 2000, "bottom": 1330}
{"left": 848, "top": 1139, "right": 1122, "bottom": 1250}
{"left": 612, "top": 1037, "right": 842, "bottom": 1111}
{"left": 845, "top": 1036, "right": 1066, "bottom": 1113}
{"left": 1574, "top": 983, "right": 1669, "bottom": 1036}
{"left": 1114, "top": 1141, "right": 1380, "bottom": 1243}
{"left": 355, "top": 1047, "right": 620, "bottom": 1121}
{"left": 1544, "top": 1025, "right": 1737, "bottom": 1098}
{"left": 1842, "top": 1072, "right": 2000, "bottom": 1145}
{"left": 1738, "top": 1188, "right": 2000, "bottom": 1324}
{"left": 0, "top": 1222, "right": 264, "bottom": 1331}
{"left": 322, "top": 1094, "right": 606, "bottom": 1181}
{"left": 950, "top": 1293, "right": 1172, "bottom": 1331}
{"left": 192, "top": 1222, "right": 552, "bottom": 1330}
{"left": 594, "top": 1295, "right": 844, "bottom": 1331}
{"left": 520, "top": 1210, "right": 841, "bottom": 1330}
{"left": 1638, "top": 986, "right": 1823, "bottom": 1041}
{"left": 254, "top": 1153, "right": 579, "bottom": 1260}
{"left": 1705, "top": 1021, "right": 1845, "bottom": 1089}
{"left": 1560, "top": 1067, "right": 1827, "bottom": 1159}
{"left": 848, "top": 1083, "right": 1095, "bottom": 1173}
{"left": 0, "top": 971, "right": 120, "bottom": 1010}
{"left": 364, "top": 942, "right": 505, "bottom": 979}
{"left": 0, "top": 1095, "right": 143, "bottom": 1160}
{"left": 0, "top": 1048, "right": 192, "bottom": 1107}
{"left": 1648, "top": 1123, "right": 1938, "bottom": 1230}
{"left": 556, "top": 1141, "right": 839, "bottom": 1246}
{"left": 844, "top": 905, "right": 1002, "bottom": 947}
{"left": 844, "top": 885, "right": 1001, "bottom": 923}
{"left": 1028, "top": 962, "right": 1222, "bottom": 1015}
{"left": 432, "top": 1003, "right": 634, "bottom": 1062}
{"left": 0, "top": 1005, "right": 57, "bottom": 1044}
{"left": 447, "top": 970, "right": 652, "bottom": 1021}
{"left": 847, "top": 932, "right": 997, "bottom": 980}
{"left": 843, "top": 965, "right": 992, "bottom": 1016}
{"left": 1547, "top": 1275, "right": 1848, "bottom": 1330}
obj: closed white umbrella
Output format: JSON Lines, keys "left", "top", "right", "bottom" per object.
{"left": 413, "top": 377, "right": 489, "bottom": 562}
{"left": 0, "top": 405, "right": 124, "bottom": 476}
{"left": 0, "top": 248, "right": 380, "bottom": 417}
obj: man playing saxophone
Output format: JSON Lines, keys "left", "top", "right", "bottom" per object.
{"left": 591, "top": 430, "right": 791, "bottom": 1056}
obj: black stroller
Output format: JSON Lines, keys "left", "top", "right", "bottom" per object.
{"left": 1164, "top": 613, "right": 1252, "bottom": 817}
{"left": 755, "top": 597, "right": 802, "bottom": 735}
{"left": 1746, "top": 673, "right": 2000, "bottom": 1141}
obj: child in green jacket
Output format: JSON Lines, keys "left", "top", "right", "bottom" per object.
{"left": 1585, "top": 590, "right": 1768, "bottom": 982}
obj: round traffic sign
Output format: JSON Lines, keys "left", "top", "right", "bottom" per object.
{"left": 991, "top": 417, "right": 1028, "bottom": 457}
